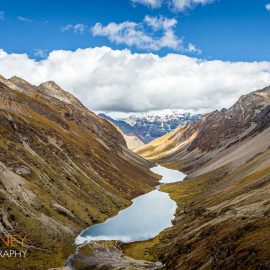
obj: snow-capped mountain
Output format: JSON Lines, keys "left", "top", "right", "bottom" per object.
{"left": 99, "top": 111, "right": 201, "bottom": 143}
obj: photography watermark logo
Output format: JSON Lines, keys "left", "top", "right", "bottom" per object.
{"left": 0, "top": 234, "right": 28, "bottom": 258}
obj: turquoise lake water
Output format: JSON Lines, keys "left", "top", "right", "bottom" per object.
{"left": 75, "top": 165, "right": 185, "bottom": 245}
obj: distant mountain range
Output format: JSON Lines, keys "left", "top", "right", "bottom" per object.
{"left": 99, "top": 112, "right": 201, "bottom": 144}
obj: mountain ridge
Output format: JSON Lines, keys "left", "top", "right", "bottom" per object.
{"left": 0, "top": 75, "right": 158, "bottom": 270}
{"left": 99, "top": 112, "right": 201, "bottom": 145}
{"left": 136, "top": 85, "right": 270, "bottom": 173}
{"left": 129, "top": 84, "right": 270, "bottom": 269}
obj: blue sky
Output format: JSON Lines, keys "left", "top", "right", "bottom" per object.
{"left": 1, "top": 0, "right": 270, "bottom": 61}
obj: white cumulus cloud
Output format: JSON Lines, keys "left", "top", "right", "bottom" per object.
{"left": 130, "top": 0, "right": 216, "bottom": 11}
{"left": 266, "top": 3, "right": 270, "bottom": 11}
{"left": 0, "top": 47, "right": 270, "bottom": 113}
{"left": 91, "top": 16, "right": 186, "bottom": 51}
{"left": 170, "top": 0, "right": 215, "bottom": 11}
{"left": 131, "top": 0, "right": 163, "bottom": 8}
{"left": 186, "top": 43, "right": 201, "bottom": 54}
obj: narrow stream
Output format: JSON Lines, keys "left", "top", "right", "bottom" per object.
{"left": 68, "top": 165, "right": 186, "bottom": 269}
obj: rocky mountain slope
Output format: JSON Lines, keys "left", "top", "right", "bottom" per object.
{"left": 99, "top": 112, "right": 201, "bottom": 144}
{"left": 131, "top": 86, "right": 270, "bottom": 269}
{"left": 0, "top": 75, "right": 158, "bottom": 270}
{"left": 123, "top": 134, "right": 145, "bottom": 150}
{"left": 136, "top": 86, "right": 270, "bottom": 172}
